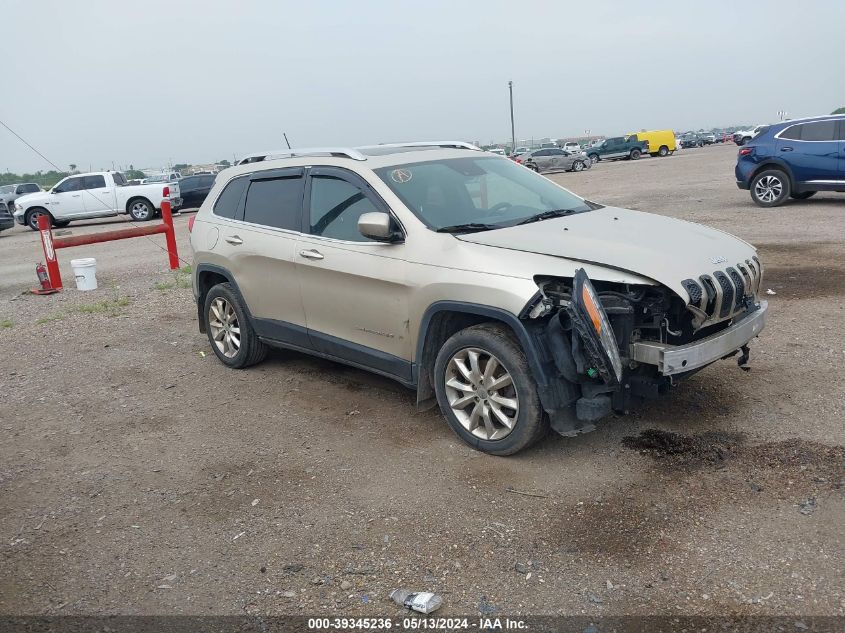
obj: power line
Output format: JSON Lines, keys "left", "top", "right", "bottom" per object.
{"left": 0, "top": 116, "right": 190, "bottom": 267}
{"left": 0, "top": 118, "right": 64, "bottom": 172}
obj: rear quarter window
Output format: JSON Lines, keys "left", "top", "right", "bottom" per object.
{"left": 212, "top": 176, "right": 248, "bottom": 219}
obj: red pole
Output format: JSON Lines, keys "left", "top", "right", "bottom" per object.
{"left": 37, "top": 214, "right": 62, "bottom": 290}
{"left": 160, "top": 199, "right": 180, "bottom": 270}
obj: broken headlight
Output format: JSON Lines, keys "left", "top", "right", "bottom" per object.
{"left": 566, "top": 269, "right": 623, "bottom": 385}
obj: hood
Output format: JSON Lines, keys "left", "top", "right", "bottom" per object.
{"left": 456, "top": 206, "right": 758, "bottom": 301}
{"left": 13, "top": 191, "right": 48, "bottom": 208}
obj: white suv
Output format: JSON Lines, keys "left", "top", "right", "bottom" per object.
{"left": 190, "top": 142, "right": 767, "bottom": 455}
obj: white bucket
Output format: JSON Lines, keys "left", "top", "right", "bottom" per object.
{"left": 70, "top": 257, "right": 98, "bottom": 291}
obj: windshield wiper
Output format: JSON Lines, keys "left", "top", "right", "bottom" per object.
{"left": 516, "top": 209, "right": 578, "bottom": 225}
{"left": 436, "top": 222, "right": 501, "bottom": 234}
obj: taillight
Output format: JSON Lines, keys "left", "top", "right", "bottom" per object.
{"left": 739, "top": 148, "right": 753, "bottom": 156}
{"left": 516, "top": 158, "right": 523, "bottom": 163}
{"left": 187, "top": 216, "right": 195, "bottom": 233}
{"left": 162, "top": 186, "right": 170, "bottom": 197}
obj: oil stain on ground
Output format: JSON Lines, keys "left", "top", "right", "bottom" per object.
{"left": 547, "top": 429, "right": 844, "bottom": 560}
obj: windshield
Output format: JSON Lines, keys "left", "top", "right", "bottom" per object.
{"left": 374, "top": 156, "right": 598, "bottom": 231}
{"left": 0, "top": 185, "right": 14, "bottom": 194}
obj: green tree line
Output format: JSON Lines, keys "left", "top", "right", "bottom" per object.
{"left": 0, "top": 170, "right": 69, "bottom": 189}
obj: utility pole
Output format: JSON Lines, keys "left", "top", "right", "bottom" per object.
{"left": 508, "top": 81, "right": 516, "bottom": 153}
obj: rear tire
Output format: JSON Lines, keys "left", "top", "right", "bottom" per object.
{"left": 526, "top": 163, "right": 539, "bottom": 172}
{"left": 128, "top": 198, "right": 155, "bottom": 221}
{"left": 790, "top": 191, "right": 816, "bottom": 200}
{"left": 203, "top": 282, "right": 268, "bottom": 368}
{"left": 658, "top": 145, "right": 669, "bottom": 157}
{"left": 433, "top": 323, "right": 548, "bottom": 456}
{"left": 750, "top": 169, "right": 791, "bottom": 207}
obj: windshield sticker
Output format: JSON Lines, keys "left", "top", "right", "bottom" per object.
{"left": 390, "top": 169, "right": 413, "bottom": 184}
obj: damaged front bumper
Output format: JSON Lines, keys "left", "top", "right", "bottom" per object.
{"left": 629, "top": 301, "right": 767, "bottom": 375}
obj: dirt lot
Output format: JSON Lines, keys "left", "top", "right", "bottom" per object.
{"left": 1, "top": 145, "right": 843, "bottom": 618}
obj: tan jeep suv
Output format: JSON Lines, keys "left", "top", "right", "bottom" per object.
{"left": 190, "top": 142, "right": 767, "bottom": 455}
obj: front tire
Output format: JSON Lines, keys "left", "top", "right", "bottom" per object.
{"left": 25, "top": 208, "right": 52, "bottom": 231}
{"left": 588, "top": 154, "right": 599, "bottom": 165}
{"left": 128, "top": 198, "right": 155, "bottom": 221}
{"left": 203, "top": 283, "right": 268, "bottom": 368}
{"left": 790, "top": 191, "right": 816, "bottom": 200}
{"left": 630, "top": 149, "right": 641, "bottom": 160}
{"left": 572, "top": 160, "right": 585, "bottom": 172}
{"left": 433, "top": 323, "right": 547, "bottom": 456}
{"left": 750, "top": 169, "right": 791, "bottom": 207}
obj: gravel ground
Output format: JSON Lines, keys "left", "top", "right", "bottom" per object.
{"left": 0, "top": 145, "right": 843, "bottom": 618}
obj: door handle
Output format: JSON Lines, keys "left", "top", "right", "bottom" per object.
{"left": 72, "top": 194, "right": 81, "bottom": 197}
{"left": 224, "top": 235, "right": 243, "bottom": 245}
{"left": 780, "top": 147, "right": 793, "bottom": 152}
{"left": 299, "top": 249, "right": 324, "bottom": 260}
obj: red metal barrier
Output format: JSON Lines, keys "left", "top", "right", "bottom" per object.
{"left": 36, "top": 193, "right": 179, "bottom": 291}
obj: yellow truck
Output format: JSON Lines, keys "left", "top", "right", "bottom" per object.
{"left": 627, "top": 129, "right": 676, "bottom": 157}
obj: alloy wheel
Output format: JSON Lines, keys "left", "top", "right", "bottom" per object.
{"left": 28, "top": 211, "right": 46, "bottom": 230}
{"left": 754, "top": 175, "right": 783, "bottom": 203}
{"left": 131, "top": 201, "right": 152, "bottom": 220}
{"left": 444, "top": 347, "right": 519, "bottom": 441}
{"left": 208, "top": 297, "right": 241, "bottom": 358}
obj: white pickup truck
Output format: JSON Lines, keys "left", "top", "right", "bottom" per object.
{"left": 13, "top": 171, "right": 182, "bottom": 230}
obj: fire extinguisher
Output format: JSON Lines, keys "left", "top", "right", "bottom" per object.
{"left": 36, "top": 262, "right": 51, "bottom": 290}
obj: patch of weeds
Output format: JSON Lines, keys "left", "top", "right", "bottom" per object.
{"left": 154, "top": 267, "right": 192, "bottom": 291}
{"left": 35, "top": 313, "right": 66, "bottom": 325}
{"left": 0, "top": 318, "right": 13, "bottom": 329}
{"left": 73, "top": 296, "right": 131, "bottom": 316}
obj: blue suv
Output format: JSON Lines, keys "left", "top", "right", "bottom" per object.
{"left": 735, "top": 115, "right": 845, "bottom": 207}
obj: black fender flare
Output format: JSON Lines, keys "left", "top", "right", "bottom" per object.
{"left": 750, "top": 158, "right": 796, "bottom": 187}
{"left": 194, "top": 263, "right": 255, "bottom": 332}
{"left": 415, "top": 301, "right": 550, "bottom": 388}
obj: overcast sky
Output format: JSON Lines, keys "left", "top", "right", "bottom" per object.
{"left": 2, "top": 0, "right": 842, "bottom": 172}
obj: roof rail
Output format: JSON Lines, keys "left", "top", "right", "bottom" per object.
{"left": 357, "top": 141, "right": 482, "bottom": 151}
{"left": 236, "top": 147, "right": 367, "bottom": 165}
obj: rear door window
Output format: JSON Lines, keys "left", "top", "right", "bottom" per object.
{"left": 213, "top": 176, "right": 248, "bottom": 219}
{"left": 242, "top": 172, "right": 304, "bottom": 230}
{"left": 82, "top": 175, "right": 106, "bottom": 189}
{"left": 780, "top": 124, "right": 803, "bottom": 140}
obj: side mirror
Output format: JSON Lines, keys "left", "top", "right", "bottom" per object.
{"left": 358, "top": 212, "right": 402, "bottom": 243}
